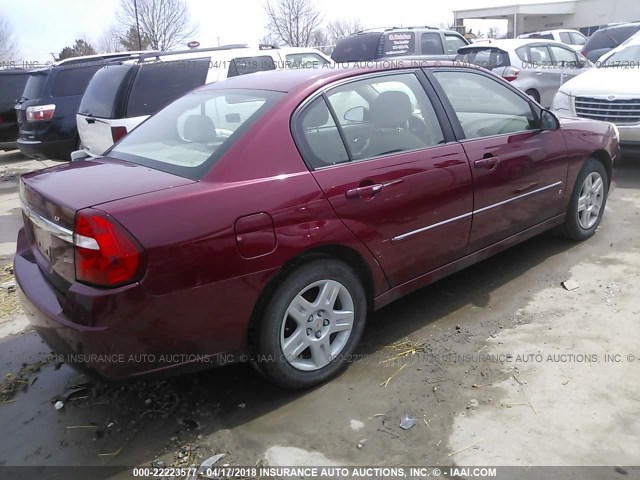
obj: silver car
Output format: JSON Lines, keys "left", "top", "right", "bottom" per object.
{"left": 456, "top": 39, "right": 592, "bottom": 107}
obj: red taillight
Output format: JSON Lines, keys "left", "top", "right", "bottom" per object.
{"left": 502, "top": 66, "right": 521, "bottom": 82}
{"left": 111, "top": 126, "right": 128, "bottom": 143}
{"left": 26, "top": 104, "right": 55, "bottom": 122}
{"left": 74, "top": 209, "right": 145, "bottom": 287}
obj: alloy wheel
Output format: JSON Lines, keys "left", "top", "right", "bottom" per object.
{"left": 280, "top": 279, "right": 355, "bottom": 371}
{"left": 577, "top": 172, "right": 604, "bottom": 230}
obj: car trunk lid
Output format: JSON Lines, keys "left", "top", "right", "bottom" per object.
{"left": 19, "top": 156, "right": 196, "bottom": 294}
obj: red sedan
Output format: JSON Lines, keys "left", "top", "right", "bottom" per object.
{"left": 15, "top": 62, "right": 618, "bottom": 389}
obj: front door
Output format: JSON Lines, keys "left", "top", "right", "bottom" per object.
{"left": 294, "top": 71, "right": 474, "bottom": 287}
{"left": 430, "top": 69, "right": 568, "bottom": 253}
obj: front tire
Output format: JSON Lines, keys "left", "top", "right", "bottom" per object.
{"left": 254, "top": 259, "right": 366, "bottom": 389}
{"left": 560, "top": 158, "right": 608, "bottom": 241}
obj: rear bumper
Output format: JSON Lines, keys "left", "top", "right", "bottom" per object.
{"left": 14, "top": 228, "right": 272, "bottom": 380}
{"left": 17, "top": 138, "right": 75, "bottom": 161}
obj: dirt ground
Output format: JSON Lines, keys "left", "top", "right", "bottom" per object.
{"left": 0, "top": 149, "right": 638, "bottom": 479}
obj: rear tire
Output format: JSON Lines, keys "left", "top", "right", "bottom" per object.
{"left": 560, "top": 158, "right": 608, "bottom": 241}
{"left": 526, "top": 89, "right": 540, "bottom": 103}
{"left": 254, "top": 259, "right": 366, "bottom": 389}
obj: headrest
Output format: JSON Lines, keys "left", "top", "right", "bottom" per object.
{"left": 370, "top": 91, "right": 413, "bottom": 128}
{"left": 183, "top": 115, "right": 216, "bottom": 143}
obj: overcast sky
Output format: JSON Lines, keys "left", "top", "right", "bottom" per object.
{"left": 0, "top": 0, "right": 553, "bottom": 62}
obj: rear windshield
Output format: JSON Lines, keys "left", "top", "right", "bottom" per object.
{"left": 126, "top": 58, "right": 210, "bottom": 118}
{"left": 0, "top": 73, "right": 29, "bottom": 104}
{"left": 51, "top": 65, "right": 102, "bottom": 97}
{"left": 22, "top": 73, "right": 49, "bottom": 100}
{"left": 78, "top": 64, "right": 133, "bottom": 118}
{"left": 602, "top": 45, "right": 640, "bottom": 65}
{"left": 586, "top": 25, "right": 640, "bottom": 51}
{"left": 456, "top": 48, "right": 510, "bottom": 70}
{"left": 331, "top": 33, "right": 383, "bottom": 62}
{"left": 227, "top": 56, "right": 277, "bottom": 77}
{"left": 109, "top": 89, "right": 284, "bottom": 179}
{"left": 383, "top": 32, "right": 415, "bottom": 56}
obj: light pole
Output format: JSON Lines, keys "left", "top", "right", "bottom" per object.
{"left": 134, "top": 0, "right": 143, "bottom": 50}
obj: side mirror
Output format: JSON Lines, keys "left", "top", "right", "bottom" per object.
{"left": 540, "top": 109, "right": 560, "bottom": 131}
{"left": 70, "top": 149, "right": 90, "bottom": 162}
{"left": 344, "top": 106, "right": 365, "bottom": 123}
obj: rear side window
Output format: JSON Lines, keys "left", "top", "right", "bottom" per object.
{"left": 456, "top": 48, "right": 510, "bottom": 69}
{"left": 421, "top": 32, "right": 444, "bottom": 55}
{"left": 549, "top": 45, "right": 578, "bottom": 66}
{"left": 0, "top": 73, "right": 29, "bottom": 104}
{"left": 559, "top": 32, "right": 572, "bottom": 43}
{"left": 51, "top": 65, "right": 102, "bottom": 97}
{"left": 227, "top": 56, "right": 277, "bottom": 77}
{"left": 331, "top": 33, "right": 383, "bottom": 62}
{"left": 383, "top": 32, "right": 415, "bottom": 56}
{"left": 297, "top": 97, "right": 349, "bottom": 169}
{"left": 22, "top": 73, "right": 48, "bottom": 99}
{"left": 78, "top": 65, "right": 133, "bottom": 118}
{"left": 126, "top": 58, "right": 209, "bottom": 118}
{"left": 444, "top": 34, "right": 467, "bottom": 54}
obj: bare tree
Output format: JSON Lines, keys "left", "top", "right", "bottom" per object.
{"left": 118, "top": 0, "right": 197, "bottom": 51}
{"left": 0, "top": 14, "right": 19, "bottom": 62}
{"left": 265, "top": 0, "right": 323, "bottom": 47}
{"left": 325, "top": 19, "right": 364, "bottom": 46}
{"left": 99, "top": 26, "right": 126, "bottom": 53}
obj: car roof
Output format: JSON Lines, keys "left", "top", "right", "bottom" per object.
{"left": 597, "top": 22, "right": 640, "bottom": 32}
{"left": 460, "top": 38, "right": 557, "bottom": 50}
{"left": 197, "top": 60, "right": 480, "bottom": 94}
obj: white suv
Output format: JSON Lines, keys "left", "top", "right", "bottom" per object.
{"left": 551, "top": 35, "right": 640, "bottom": 155}
{"left": 519, "top": 29, "right": 587, "bottom": 51}
{"left": 76, "top": 45, "right": 331, "bottom": 157}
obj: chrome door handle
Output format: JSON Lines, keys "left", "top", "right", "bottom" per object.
{"left": 345, "top": 183, "right": 384, "bottom": 199}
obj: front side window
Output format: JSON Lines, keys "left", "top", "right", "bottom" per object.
{"left": 110, "top": 89, "right": 283, "bottom": 179}
{"left": 127, "top": 58, "right": 210, "bottom": 118}
{"left": 325, "top": 73, "right": 444, "bottom": 161}
{"left": 421, "top": 32, "right": 444, "bottom": 55}
{"left": 445, "top": 34, "right": 467, "bottom": 55}
{"left": 433, "top": 70, "right": 536, "bottom": 139}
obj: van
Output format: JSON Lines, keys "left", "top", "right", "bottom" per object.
{"left": 77, "top": 45, "right": 331, "bottom": 157}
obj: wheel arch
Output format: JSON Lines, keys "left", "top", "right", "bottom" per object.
{"left": 589, "top": 149, "right": 612, "bottom": 186}
{"left": 246, "top": 244, "right": 376, "bottom": 351}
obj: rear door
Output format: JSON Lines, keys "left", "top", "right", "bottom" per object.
{"left": 430, "top": 69, "right": 568, "bottom": 253}
{"left": 548, "top": 44, "right": 588, "bottom": 84}
{"left": 525, "top": 44, "right": 557, "bottom": 106}
{"left": 294, "top": 71, "right": 474, "bottom": 286}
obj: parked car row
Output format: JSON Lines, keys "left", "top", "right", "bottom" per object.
{"left": 1, "top": 44, "right": 331, "bottom": 160}
{"left": 15, "top": 57, "right": 618, "bottom": 388}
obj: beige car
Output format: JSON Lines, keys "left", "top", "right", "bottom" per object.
{"left": 551, "top": 36, "right": 640, "bottom": 154}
